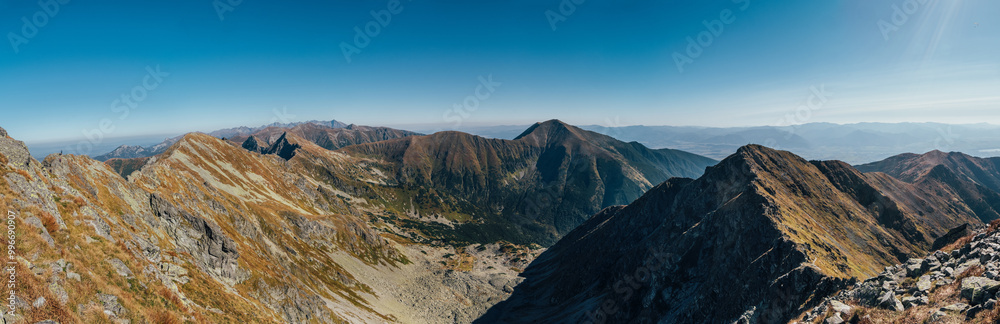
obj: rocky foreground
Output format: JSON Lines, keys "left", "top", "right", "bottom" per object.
{"left": 799, "top": 222, "right": 1000, "bottom": 323}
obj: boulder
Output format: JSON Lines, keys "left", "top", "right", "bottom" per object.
{"left": 921, "top": 257, "right": 942, "bottom": 273}
{"left": 107, "top": 258, "right": 134, "bottom": 278}
{"left": 829, "top": 300, "right": 852, "bottom": 315}
{"left": 942, "top": 303, "right": 970, "bottom": 313}
{"left": 902, "top": 296, "right": 928, "bottom": 308}
{"left": 97, "top": 293, "right": 127, "bottom": 318}
{"left": 48, "top": 282, "right": 68, "bottom": 305}
{"left": 934, "top": 250, "right": 952, "bottom": 263}
{"left": 825, "top": 313, "right": 844, "bottom": 324}
{"left": 985, "top": 299, "right": 998, "bottom": 310}
{"left": 917, "top": 275, "right": 934, "bottom": 292}
{"left": 877, "top": 291, "right": 904, "bottom": 311}
{"left": 32, "top": 297, "right": 46, "bottom": 308}
{"left": 968, "top": 305, "right": 985, "bottom": 319}
{"left": 961, "top": 277, "right": 1000, "bottom": 304}
{"left": 905, "top": 259, "right": 925, "bottom": 278}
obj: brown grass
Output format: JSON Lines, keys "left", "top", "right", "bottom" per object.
{"left": 959, "top": 264, "right": 985, "bottom": 279}
{"left": 39, "top": 211, "right": 60, "bottom": 234}
{"left": 10, "top": 262, "right": 79, "bottom": 323}
{"left": 73, "top": 196, "right": 87, "bottom": 207}
{"left": 147, "top": 309, "right": 183, "bottom": 324}
{"left": 158, "top": 286, "right": 183, "bottom": 309}
{"left": 941, "top": 235, "right": 974, "bottom": 252}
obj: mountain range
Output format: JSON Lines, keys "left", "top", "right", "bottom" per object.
{"left": 7, "top": 118, "right": 1000, "bottom": 323}
{"left": 0, "top": 120, "right": 714, "bottom": 323}
{"left": 92, "top": 120, "right": 355, "bottom": 161}
{"left": 440, "top": 122, "right": 1000, "bottom": 165}
{"left": 343, "top": 120, "right": 716, "bottom": 245}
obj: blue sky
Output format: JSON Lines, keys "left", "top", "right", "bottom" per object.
{"left": 1, "top": 0, "right": 998, "bottom": 147}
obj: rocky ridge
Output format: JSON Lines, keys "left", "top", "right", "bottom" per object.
{"left": 800, "top": 222, "right": 1000, "bottom": 323}
{"left": 478, "top": 145, "right": 1000, "bottom": 324}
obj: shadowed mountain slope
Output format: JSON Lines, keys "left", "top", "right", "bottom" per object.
{"left": 478, "top": 145, "right": 1000, "bottom": 324}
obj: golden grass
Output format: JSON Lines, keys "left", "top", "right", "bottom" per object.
{"left": 9, "top": 262, "right": 78, "bottom": 323}
{"left": 147, "top": 309, "right": 183, "bottom": 324}
{"left": 39, "top": 210, "right": 60, "bottom": 234}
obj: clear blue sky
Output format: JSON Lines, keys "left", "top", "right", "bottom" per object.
{"left": 1, "top": 0, "right": 998, "bottom": 145}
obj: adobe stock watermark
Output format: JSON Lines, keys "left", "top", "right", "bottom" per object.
{"left": 213, "top": 0, "right": 245, "bottom": 21}
{"left": 672, "top": 0, "right": 751, "bottom": 73}
{"left": 70, "top": 65, "right": 170, "bottom": 155}
{"left": 269, "top": 106, "right": 296, "bottom": 125}
{"left": 545, "top": 0, "right": 587, "bottom": 31}
{"left": 340, "top": 0, "right": 412, "bottom": 63}
{"left": 5, "top": 210, "right": 17, "bottom": 317}
{"left": 933, "top": 125, "right": 959, "bottom": 151}
{"left": 594, "top": 116, "right": 624, "bottom": 140}
{"left": 442, "top": 75, "right": 501, "bottom": 127}
{"left": 764, "top": 84, "right": 833, "bottom": 150}
{"left": 877, "top": 0, "right": 930, "bottom": 41}
{"left": 7, "top": 0, "right": 72, "bottom": 54}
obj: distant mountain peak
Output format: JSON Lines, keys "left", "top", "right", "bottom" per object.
{"left": 512, "top": 119, "right": 574, "bottom": 141}
{"left": 241, "top": 135, "right": 263, "bottom": 153}
{"left": 263, "top": 132, "right": 301, "bottom": 160}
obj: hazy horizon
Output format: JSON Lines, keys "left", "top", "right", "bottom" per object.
{"left": 17, "top": 119, "right": 1000, "bottom": 163}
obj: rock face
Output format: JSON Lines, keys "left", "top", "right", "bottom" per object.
{"left": 0, "top": 128, "right": 34, "bottom": 168}
{"left": 149, "top": 193, "right": 246, "bottom": 284}
{"left": 802, "top": 226, "right": 1000, "bottom": 323}
{"left": 343, "top": 119, "right": 718, "bottom": 245}
{"left": 263, "top": 132, "right": 301, "bottom": 160}
{"left": 478, "top": 145, "right": 1000, "bottom": 324}
{"left": 241, "top": 135, "right": 264, "bottom": 153}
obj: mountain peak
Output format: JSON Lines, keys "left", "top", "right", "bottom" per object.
{"left": 735, "top": 143, "right": 772, "bottom": 155}
{"left": 264, "top": 132, "right": 300, "bottom": 160}
{"left": 241, "top": 135, "right": 263, "bottom": 153}
{"left": 0, "top": 126, "right": 7, "bottom": 138}
{"left": 719, "top": 144, "right": 804, "bottom": 174}
{"left": 513, "top": 119, "right": 570, "bottom": 138}
{"left": 513, "top": 119, "right": 594, "bottom": 146}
